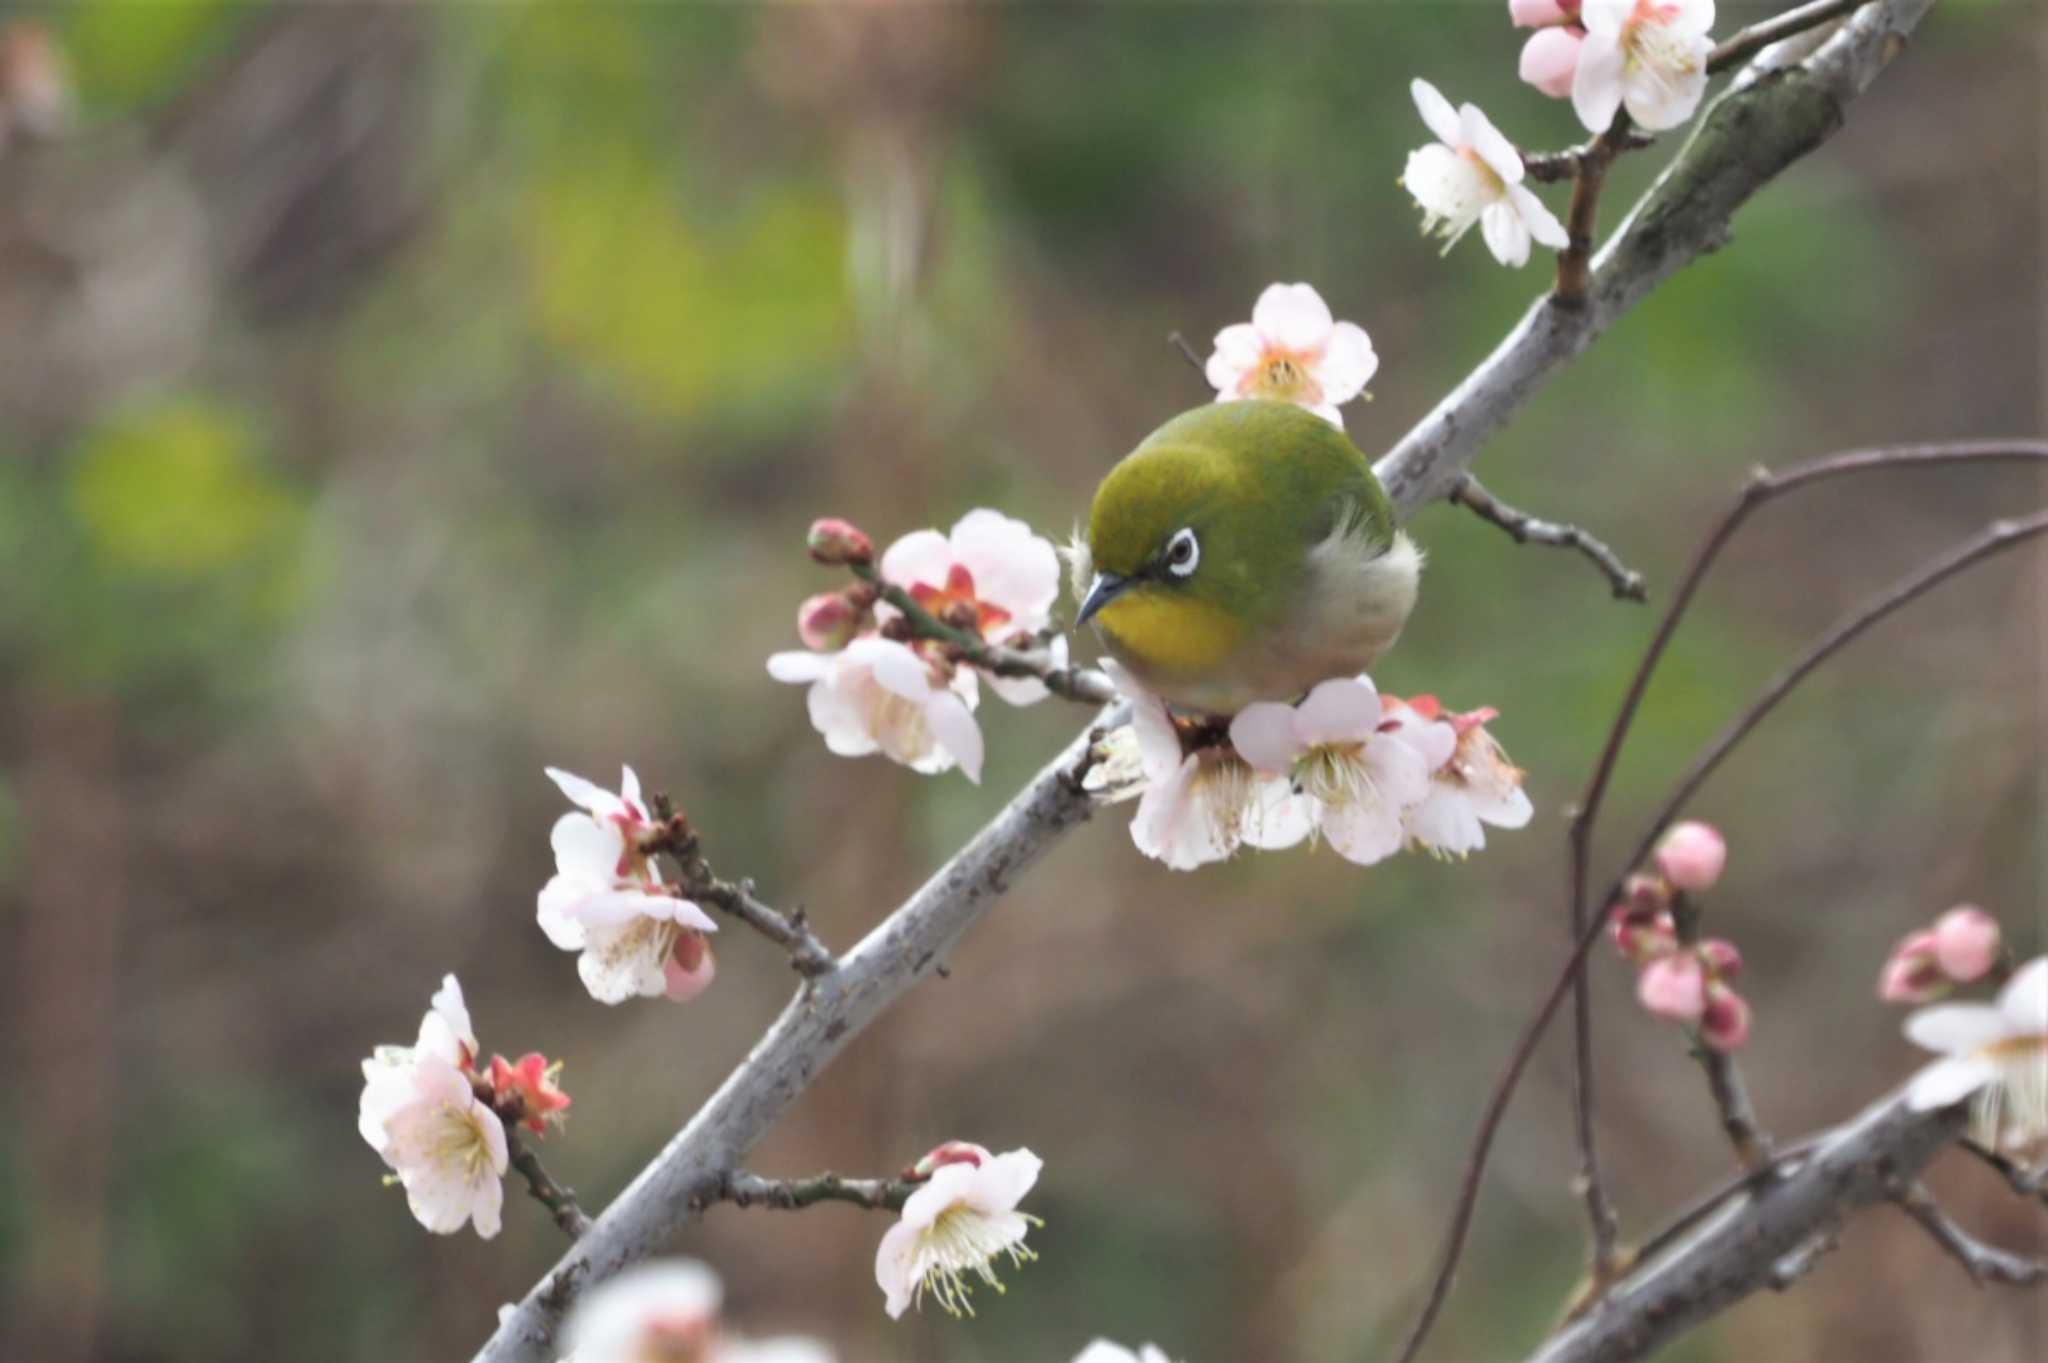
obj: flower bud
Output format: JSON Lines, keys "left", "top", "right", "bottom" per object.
{"left": 807, "top": 517, "right": 873, "bottom": 566}
{"left": 1618, "top": 871, "right": 1672, "bottom": 919}
{"left": 1637, "top": 952, "right": 1707, "bottom": 1022}
{"left": 1699, "top": 938, "right": 1743, "bottom": 982}
{"left": 797, "top": 591, "right": 861, "bottom": 652}
{"left": 1610, "top": 906, "right": 1677, "bottom": 965}
{"left": 1932, "top": 905, "right": 2000, "bottom": 984}
{"left": 1878, "top": 928, "right": 1948, "bottom": 1004}
{"left": 1700, "top": 982, "right": 1751, "bottom": 1052}
{"left": 1655, "top": 821, "right": 1726, "bottom": 893}
{"left": 663, "top": 931, "right": 716, "bottom": 1003}
{"left": 1508, "top": 0, "right": 1572, "bottom": 25}
{"left": 912, "top": 1140, "right": 988, "bottom": 1179}
{"left": 1518, "top": 25, "right": 1584, "bottom": 98}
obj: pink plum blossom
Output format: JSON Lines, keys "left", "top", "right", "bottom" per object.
{"left": 875, "top": 1143, "right": 1042, "bottom": 1319}
{"left": 1932, "top": 905, "right": 2002, "bottom": 984}
{"left": 1509, "top": 0, "right": 1578, "bottom": 25}
{"left": 358, "top": 975, "right": 508, "bottom": 1238}
{"left": 1403, "top": 80, "right": 1568, "bottom": 268}
{"left": 1655, "top": 820, "right": 1726, "bottom": 892}
{"left": 1383, "top": 695, "right": 1534, "bottom": 857}
{"left": 537, "top": 766, "right": 722, "bottom": 1004}
{"left": 487, "top": 1052, "right": 572, "bottom": 1135}
{"left": 880, "top": 510, "right": 1064, "bottom": 705}
{"left": 1203, "top": 283, "right": 1378, "bottom": 429}
{"left": 1520, "top": 25, "right": 1586, "bottom": 98}
{"left": 768, "top": 636, "right": 984, "bottom": 781}
{"left": 1905, "top": 957, "right": 2048, "bottom": 1168}
{"left": 1230, "top": 676, "right": 1431, "bottom": 867}
{"left": 1572, "top": 0, "right": 1716, "bottom": 134}
{"left": 1637, "top": 951, "right": 1707, "bottom": 1021}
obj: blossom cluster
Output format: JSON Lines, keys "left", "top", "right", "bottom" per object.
{"left": 1878, "top": 904, "right": 2003, "bottom": 1003}
{"left": 1608, "top": 821, "right": 1751, "bottom": 1051}
{"left": 358, "top": 976, "right": 570, "bottom": 1238}
{"left": 557, "top": 1259, "right": 834, "bottom": 1363}
{"left": 770, "top": 510, "right": 1066, "bottom": 784}
{"left": 1095, "top": 660, "right": 1532, "bottom": 873}
{"left": 538, "top": 766, "right": 721, "bottom": 1005}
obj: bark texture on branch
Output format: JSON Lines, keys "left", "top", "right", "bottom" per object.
{"left": 1522, "top": 1095, "right": 1965, "bottom": 1363}
{"left": 476, "top": 5, "right": 1937, "bottom": 1359}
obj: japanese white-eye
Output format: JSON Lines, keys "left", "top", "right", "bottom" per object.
{"left": 1072, "top": 400, "right": 1421, "bottom": 716}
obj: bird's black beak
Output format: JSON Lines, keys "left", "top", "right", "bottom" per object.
{"left": 1075, "top": 571, "right": 1132, "bottom": 628}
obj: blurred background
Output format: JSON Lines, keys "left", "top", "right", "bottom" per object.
{"left": 0, "top": 2, "right": 2040, "bottom": 1361}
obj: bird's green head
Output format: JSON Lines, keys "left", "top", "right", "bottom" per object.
{"left": 1076, "top": 401, "right": 1387, "bottom": 679}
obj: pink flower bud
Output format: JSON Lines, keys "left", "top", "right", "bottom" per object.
{"left": 1618, "top": 871, "right": 1671, "bottom": 919}
{"left": 1655, "top": 821, "right": 1726, "bottom": 893}
{"left": 1610, "top": 906, "right": 1678, "bottom": 965}
{"left": 1878, "top": 928, "right": 1948, "bottom": 1003}
{"left": 1699, "top": 938, "right": 1743, "bottom": 982}
{"left": 1700, "top": 983, "right": 1751, "bottom": 1052}
{"left": 797, "top": 591, "right": 861, "bottom": 651}
{"left": 1518, "top": 26, "right": 1585, "bottom": 98}
{"left": 1932, "top": 905, "right": 2001, "bottom": 984}
{"left": 1637, "top": 952, "right": 1707, "bottom": 1022}
{"left": 806, "top": 517, "right": 874, "bottom": 567}
{"left": 911, "top": 1141, "right": 988, "bottom": 1179}
{"left": 663, "top": 931, "right": 717, "bottom": 1003}
{"left": 1508, "top": 0, "right": 1571, "bottom": 26}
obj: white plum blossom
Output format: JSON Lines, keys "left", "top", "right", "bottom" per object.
{"left": 1204, "top": 282, "right": 1379, "bottom": 429}
{"left": 560, "top": 1260, "right": 721, "bottom": 1363}
{"left": 1230, "top": 675, "right": 1431, "bottom": 867}
{"left": 768, "top": 636, "right": 985, "bottom": 781}
{"left": 876, "top": 1143, "right": 1042, "bottom": 1318}
{"left": 881, "top": 510, "right": 1065, "bottom": 706}
{"left": 1572, "top": 0, "right": 1716, "bottom": 134}
{"left": 1382, "top": 697, "right": 1534, "bottom": 857}
{"left": 1403, "top": 79, "right": 1568, "bottom": 269}
{"left": 1072, "top": 1345, "right": 1180, "bottom": 1363}
{"left": 1905, "top": 956, "right": 2048, "bottom": 1169}
{"left": 537, "top": 766, "right": 721, "bottom": 1004}
{"left": 1107, "top": 659, "right": 1308, "bottom": 870}
{"left": 358, "top": 975, "right": 508, "bottom": 1239}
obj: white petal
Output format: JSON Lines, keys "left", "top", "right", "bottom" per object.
{"left": 1294, "top": 677, "right": 1380, "bottom": 746}
{"left": 1474, "top": 782, "right": 1534, "bottom": 829}
{"left": 1999, "top": 958, "right": 2048, "bottom": 1034}
{"left": 1206, "top": 323, "right": 1264, "bottom": 394}
{"left": 1251, "top": 282, "right": 1334, "bottom": 352}
{"left": 1460, "top": 103, "right": 1524, "bottom": 184}
{"left": 1904, "top": 1002, "right": 2013, "bottom": 1056}
{"left": 429, "top": 974, "right": 476, "bottom": 1058}
{"left": 767, "top": 649, "right": 831, "bottom": 683}
{"left": 537, "top": 875, "right": 593, "bottom": 950}
{"left": 1571, "top": 30, "right": 1627, "bottom": 133}
{"left": 1508, "top": 182, "right": 1570, "bottom": 251}
{"left": 986, "top": 671, "right": 1050, "bottom": 707}
{"left": 865, "top": 640, "right": 936, "bottom": 702}
{"left": 1481, "top": 201, "right": 1532, "bottom": 268}
{"left": 952, "top": 509, "right": 1062, "bottom": 632}
{"left": 1406, "top": 786, "right": 1486, "bottom": 856}
{"left": 1243, "top": 778, "right": 1315, "bottom": 850}
{"left": 1577, "top": 0, "right": 1632, "bottom": 37}
{"left": 551, "top": 812, "right": 624, "bottom": 881}
{"left": 576, "top": 919, "right": 672, "bottom": 1003}
{"left": 874, "top": 1218, "right": 920, "bottom": 1318}
{"left": 1623, "top": 52, "right": 1710, "bottom": 132}
{"left": 1131, "top": 757, "right": 1234, "bottom": 870}
{"left": 1316, "top": 321, "right": 1378, "bottom": 401}
{"left": 545, "top": 767, "right": 621, "bottom": 818}
{"left": 1674, "top": 0, "right": 1716, "bottom": 38}
{"left": 1320, "top": 799, "right": 1406, "bottom": 866}
{"left": 1907, "top": 1055, "right": 2000, "bottom": 1111}
{"left": 672, "top": 898, "right": 720, "bottom": 934}
{"left": 1229, "top": 702, "right": 1305, "bottom": 774}
{"left": 879, "top": 528, "right": 954, "bottom": 591}
{"left": 1383, "top": 707, "right": 1456, "bottom": 771}
{"left": 1409, "top": 77, "right": 1464, "bottom": 148}
{"left": 926, "top": 690, "right": 985, "bottom": 784}
{"left": 1365, "top": 732, "right": 1432, "bottom": 809}
{"left": 965, "top": 1148, "right": 1043, "bottom": 1214}
{"left": 899, "top": 1162, "right": 980, "bottom": 1232}
{"left": 805, "top": 666, "right": 883, "bottom": 759}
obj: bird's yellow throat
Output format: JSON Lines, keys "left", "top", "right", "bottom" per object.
{"left": 1096, "top": 590, "right": 1244, "bottom": 676}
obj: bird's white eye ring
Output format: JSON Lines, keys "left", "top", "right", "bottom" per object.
{"left": 1165, "top": 527, "right": 1200, "bottom": 578}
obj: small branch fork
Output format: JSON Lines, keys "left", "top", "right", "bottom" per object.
{"left": 1393, "top": 441, "right": 2048, "bottom": 1363}
{"left": 1452, "top": 475, "right": 1647, "bottom": 601}
{"left": 642, "top": 797, "right": 840, "bottom": 979}
{"left": 1891, "top": 1180, "right": 2048, "bottom": 1287}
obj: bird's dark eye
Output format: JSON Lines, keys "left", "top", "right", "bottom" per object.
{"left": 1165, "top": 527, "right": 1200, "bottom": 579}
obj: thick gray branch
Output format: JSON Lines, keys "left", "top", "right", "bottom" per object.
{"left": 1523, "top": 1093, "right": 1969, "bottom": 1363}
{"left": 476, "top": 6, "right": 1935, "bottom": 1359}
{"left": 1370, "top": 0, "right": 1936, "bottom": 514}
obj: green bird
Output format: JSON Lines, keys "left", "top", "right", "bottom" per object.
{"left": 1071, "top": 400, "right": 1421, "bottom": 717}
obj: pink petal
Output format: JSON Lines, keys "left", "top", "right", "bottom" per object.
{"left": 1509, "top": 0, "right": 1571, "bottom": 26}
{"left": 663, "top": 941, "right": 717, "bottom": 1002}
{"left": 1316, "top": 321, "right": 1379, "bottom": 402}
{"left": 1637, "top": 954, "right": 1707, "bottom": 1021}
{"left": 879, "top": 528, "right": 954, "bottom": 591}
{"left": 1228, "top": 702, "right": 1305, "bottom": 773}
{"left": 1293, "top": 677, "right": 1380, "bottom": 746}
{"left": 1519, "top": 26, "right": 1584, "bottom": 98}
{"left": 1206, "top": 323, "right": 1264, "bottom": 394}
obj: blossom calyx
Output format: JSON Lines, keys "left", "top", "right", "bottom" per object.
{"left": 488, "top": 1052, "right": 573, "bottom": 1134}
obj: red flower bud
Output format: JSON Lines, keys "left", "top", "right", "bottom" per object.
{"left": 807, "top": 517, "right": 874, "bottom": 567}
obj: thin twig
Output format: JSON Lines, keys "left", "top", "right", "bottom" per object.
{"left": 642, "top": 799, "right": 840, "bottom": 977}
{"left": 1670, "top": 895, "right": 1772, "bottom": 1170}
{"left": 1523, "top": 128, "right": 1656, "bottom": 185}
{"left": 1452, "top": 476, "right": 1648, "bottom": 602}
{"left": 1710, "top": 0, "right": 1868, "bottom": 73}
{"left": 1553, "top": 123, "right": 1626, "bottom": 303}
{"left": 1891, "top": 1180, "right": 2048, "bottom": 1287}
{"left": 849, "top": 562, "right": 1117, "bottom": 706}
{"left": 506, "top": 1129, "right": 593, "bottom": 1240}
{"left": 718, "top": 1171, "right": 914, "bottom": 1213}
{"left": 1393, "top": 447, "right": 2048, "bottom": 1363}
{"left": 1960, "top": 1139, "right": 2048, "bottom": 1202}
{"left": 1167, "top": 329, "right": 1208, "bottom": 379}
